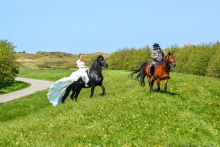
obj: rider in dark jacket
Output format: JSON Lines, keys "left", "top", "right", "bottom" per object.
{"left": 150, "top": 43, "right": 165, "bottom": 80}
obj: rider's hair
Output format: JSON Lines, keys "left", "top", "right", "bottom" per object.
{"left": 78, "top": 53, "right": 83, "bottom": 58}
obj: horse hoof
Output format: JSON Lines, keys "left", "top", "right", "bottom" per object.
{"left": 101, "top": 93, "right": 106, "bottom": 96}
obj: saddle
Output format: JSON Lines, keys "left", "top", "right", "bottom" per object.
{"left": 148, "top": 62, "right": 171, "bottom": 74}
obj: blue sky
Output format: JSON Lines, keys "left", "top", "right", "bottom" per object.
{"left": 1, "top": 0, "right": 220, "bottom": 54}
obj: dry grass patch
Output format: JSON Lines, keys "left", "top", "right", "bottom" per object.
{"left": 16, "top": 52, "right": 111, "bottom": 69}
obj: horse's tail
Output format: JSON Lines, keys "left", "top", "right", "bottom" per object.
{"left": 61, "top": 84, "right": 72, "bottom": 103}
{"left": 129, "top": 62, "right": 147, "bottom": 87}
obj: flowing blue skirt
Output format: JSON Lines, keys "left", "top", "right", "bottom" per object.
{"left": 47, "top": 69, "right": 84, "bottom": 106}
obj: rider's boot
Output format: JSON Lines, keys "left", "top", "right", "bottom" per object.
{"left": 85, "top": 83, "right": 89, "bottom": 87}
{"left": 150, "top": 64, "right": 155, "bottom": 81}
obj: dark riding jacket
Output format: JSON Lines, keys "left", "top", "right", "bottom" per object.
{"left": 151, "top": 48, "right": 165, "bottom": 64}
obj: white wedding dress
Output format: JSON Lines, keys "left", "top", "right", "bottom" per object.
{"left": 47, "top": 70, "right": 83, "bottom": 106}
{"left": 47, "top": 59, "right": 89, "bottom": 106}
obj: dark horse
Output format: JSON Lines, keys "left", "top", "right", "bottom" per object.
{"left": 61, "top": 55, "right": 108, "bottom": 102}
{"left": 130, "top": 52, "right": 176, "bottom": 92}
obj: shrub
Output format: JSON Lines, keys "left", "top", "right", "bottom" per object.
{"left": 0, "top": 40, "right": 19, "bottom": 88}
{"left": 107, "top": 42, "right": 220, "bottom": 78}
{"left": 107, "top": 46, "right": 151, "bottom": 70}
{"left": 206, "top": 42, "right": 220, "bottom": 77}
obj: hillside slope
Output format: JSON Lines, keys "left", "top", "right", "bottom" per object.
{"left": 0, "top": 70, "right": 220, "bottom": 146}
{"left": 16, "top": 52, "right": 110, "bottom": 69}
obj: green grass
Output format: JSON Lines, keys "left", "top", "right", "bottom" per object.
{"left": 18, "top": 69, "right": 73, "bottom": 81}
{"left": 0, "top": 81, "right": 30, "bottom": 95}
{"left": 0, "top": 69, "right": 220, "bottom": 146}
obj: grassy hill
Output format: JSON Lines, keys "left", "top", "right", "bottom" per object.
{"left": 16, "top": 52, "right": 111, "bottom": 69}
{"left": 0, "top": 69, "right": 220, "bottom": 146}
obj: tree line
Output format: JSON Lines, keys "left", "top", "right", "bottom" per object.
{"left": 106, "top": 46, "right": 152, "bottom": 70}
{"left": 107, "top": 42, "right": 220, "bottom": 78}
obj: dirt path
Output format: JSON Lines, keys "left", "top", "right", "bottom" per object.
{"left": 0, "top": 77, "right": 53, "bottom": 103}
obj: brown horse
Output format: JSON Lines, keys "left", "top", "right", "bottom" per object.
{"left": 130, "top": 52, "right": 176, "bottom": 92}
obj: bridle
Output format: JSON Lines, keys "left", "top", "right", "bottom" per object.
{"left": 166, "top": 54, "right": 176, "bottom": 66}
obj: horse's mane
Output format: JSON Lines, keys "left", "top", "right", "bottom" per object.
{"left": 90, "top": 55, "right": 106, "bottom": 73}
{"left": 91, "top": 59, "right": 99, "bottom": 67}
{"left": 90, "top": 59, "right": 101, "bottom": 73}
{"left": 157, "top": 56, "right": 171, "bottom": 72}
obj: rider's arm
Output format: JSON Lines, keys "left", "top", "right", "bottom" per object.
{"left": 77, "top": 60, "right": 88, "bottom": 68}
{"left": 81, "top": 66, "right": 88, "bottom": 68}
{"left": 76, "top": 60, "right": 81, "bottom": 68}
{"left": 161, "top": 50, "right": 165, "bottom": 57}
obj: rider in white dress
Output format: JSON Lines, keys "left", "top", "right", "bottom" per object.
{"left": 76, "top": 53, "right": 90, "bottom": 87}
{"left": 47, "top": 53, "right": 90, "bottom": 106}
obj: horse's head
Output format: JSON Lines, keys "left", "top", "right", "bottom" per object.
{"left": 166, "top": 52, "right": 176, "bottom": 67}
{"left": 97, "top": 55, "right": 108, "bottom": 68}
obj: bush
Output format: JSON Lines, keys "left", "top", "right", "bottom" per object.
{"left": 166, "top": 42, "right": 219, "bottom": 77}
{"left": 206, "top": 42, "right": 220, "bottom": 77}
{"left": 0, "top": 40, "right": 19, "bottom": 88}
{"left": 107, "top": 46, "right": 151, "bottom": 70}
{"left": 107, "top": 42, "right": 220, "bottom": 78}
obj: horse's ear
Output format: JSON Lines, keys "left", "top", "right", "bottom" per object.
{"left": 167, "top": 52, "right": 171, "bottom": 56}
{"left": 97, "top": 55, "right": 102, "bottom": 59}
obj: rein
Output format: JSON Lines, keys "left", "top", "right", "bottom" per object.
{"left": 157, "top": 56, "right": 168, "bottom": 66}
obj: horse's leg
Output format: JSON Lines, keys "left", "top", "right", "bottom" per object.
{"left": 147, "top": 76, "right": 153, "bottom": 92}
{"left": 100, "top": 83, "right": 106, "bottom": 95}
{"left": 90, "top": 85, "right": 95, "bottom": 98}
{"left": 61, "top": 86, "right": 71, "bottom": 103}
{"left": 70, "top": 84, "right": 77, "bottom": 100}
{"left": 70, "top": 88, "right": 75, "bottom": 100}
{"left": 164, "top": 79, "right": 168, "bottom": 93}
{"left": 74, "top": 88, "right": 82, "bottom": 101}
{"left": 156, "top": 78, "right": 160, "bottom": 92}
{"left": 149, "top": 76, "right": 155, "bottom": 92}
{"left": 70, "top": 92, "right": 74, "bottom": 100}
{"left": 146, "top": 65, "right": 153, "bottom": 92}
